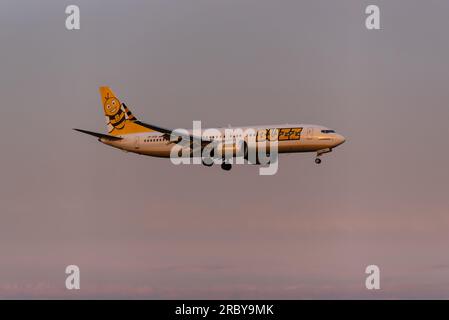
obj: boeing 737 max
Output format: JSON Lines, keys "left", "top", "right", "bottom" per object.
{"left": 75, "top": 87, "right": 346, "bottom": 171}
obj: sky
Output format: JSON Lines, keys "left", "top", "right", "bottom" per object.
{"left": 0, "top": 0, "right": 449, "bottom": 299}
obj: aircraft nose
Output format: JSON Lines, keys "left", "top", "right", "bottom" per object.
{"left": 335, "top": 134, "right": 346, "bottom": 146}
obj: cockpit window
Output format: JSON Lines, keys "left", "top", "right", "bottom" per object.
{"left": 321, "top": 129, "right": 335, "bottom": 133}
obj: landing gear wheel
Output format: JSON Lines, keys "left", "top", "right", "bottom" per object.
{"left": 315, "top": 158, "right": 321, "bottom": 164}
{"left": 202, "top": 158, "right": 214, "bottom": 167}
{"left": 221, "top": 163, "right": 232, "bottom": 171}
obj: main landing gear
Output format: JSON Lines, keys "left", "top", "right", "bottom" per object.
{"left": 201, "top": 157, "right": 232, "bottom": 171}
{"left": 315, "top": 148, "right": 332, "bottom": 165}
{"left": 221, "top": 162, "right": 232, "bottom": 171}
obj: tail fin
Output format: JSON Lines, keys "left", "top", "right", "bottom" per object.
{"left": 99, "top": 86, "right": 154, "bottom": 136}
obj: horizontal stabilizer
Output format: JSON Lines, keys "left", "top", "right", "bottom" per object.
{"left": 73, "top": 128, "right": 123, "bottom": 141}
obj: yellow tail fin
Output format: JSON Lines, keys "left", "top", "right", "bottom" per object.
{"left": 99, "top": 86, "right": 154, "bottom": 136}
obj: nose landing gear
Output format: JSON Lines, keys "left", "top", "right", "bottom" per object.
{"left": 315, "top": 148, "right": 332, "bottom": 164}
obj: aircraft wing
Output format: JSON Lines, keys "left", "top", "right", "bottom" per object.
{"left": 134, "top": 121, "right": 211, "bottom": 144}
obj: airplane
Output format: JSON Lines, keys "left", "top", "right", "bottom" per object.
{"left": 74, "top": 87, "right": 346, "bottom": 171}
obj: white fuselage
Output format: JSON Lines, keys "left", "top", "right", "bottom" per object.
{"left": 100, "top": 124, "right": 346, "bottom": 158}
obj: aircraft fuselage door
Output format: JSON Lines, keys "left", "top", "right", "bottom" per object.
{"left": 306, "top": 127, "right": 313, "bottom": 140}
{"left": 134, "top": 136, "right": 140, "bottom": 149}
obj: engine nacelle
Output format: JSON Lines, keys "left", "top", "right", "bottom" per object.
{"left": 245, "top": 141, "right": 277, "bottom": 165}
